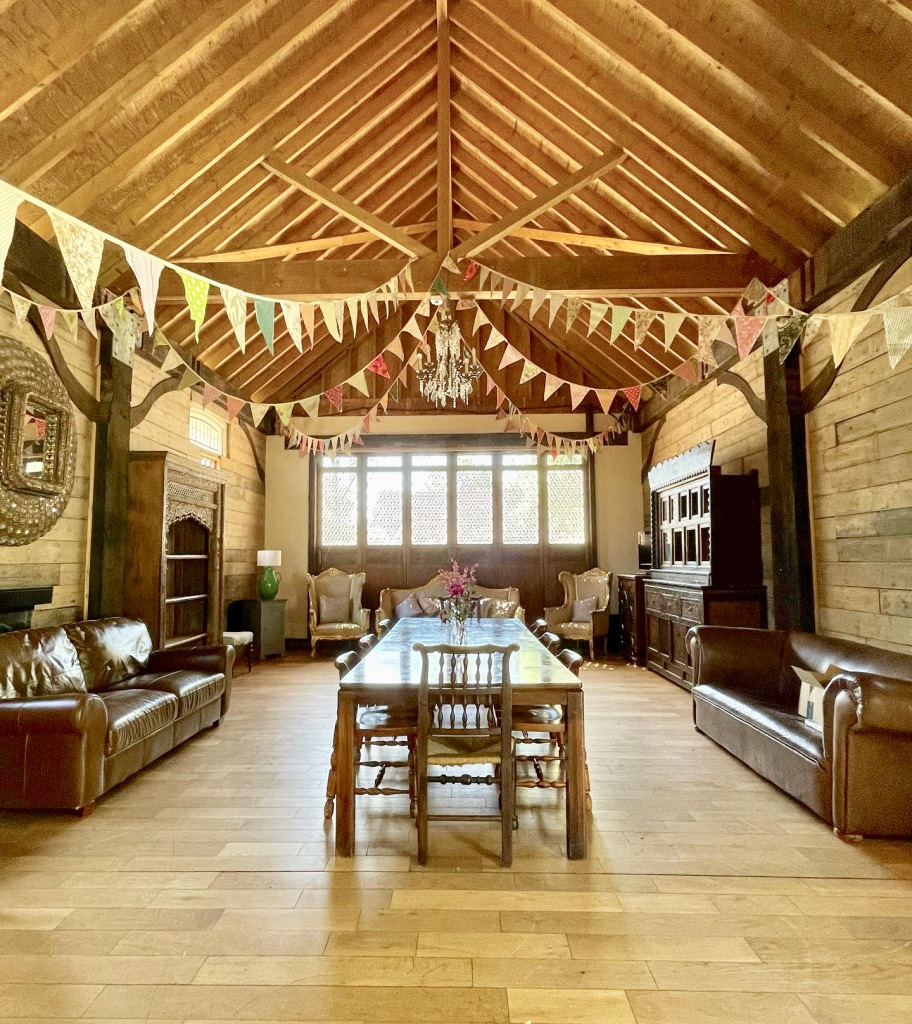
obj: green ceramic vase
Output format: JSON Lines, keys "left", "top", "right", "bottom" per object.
{"left": 258, "top": 566, "right": 281, "bottom": 600}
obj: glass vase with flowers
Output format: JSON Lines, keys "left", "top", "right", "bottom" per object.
{"left": 437, "top": 559, "right": 477, "bottom": 644}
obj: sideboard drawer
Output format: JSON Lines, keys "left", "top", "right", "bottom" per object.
{"left": 644, "top": 586, "right": 680, "bottom": 617}
{"left": 680, "top": 595, "right": 704, "bottom": 623}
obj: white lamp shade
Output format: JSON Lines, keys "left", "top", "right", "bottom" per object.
{"left": 257, "top": 550, "right": 282, "bottom": 567}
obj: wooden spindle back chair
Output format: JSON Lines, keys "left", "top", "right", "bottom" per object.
{"left": 413, "top": 642, "right": 520, "bottom": 867}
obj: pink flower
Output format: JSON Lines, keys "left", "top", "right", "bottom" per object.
{"left": 448, "top": 581, "right": 465, "bottom": 597}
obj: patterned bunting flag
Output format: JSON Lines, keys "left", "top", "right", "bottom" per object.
{"left": 777, "top": 313, "right": 809, "bottom": 363}
{"left": 732, "top": 310, "right": 765, "bottom": 360}
{"left": 201, "top": 383, "right": 220, "bottom": 406}
{"left": 254, "top": 298, "right": 275, "bottom": 353}
{"left": 588, "top": 302, "right": 609, "bottom": 336}
{"left": 696, "top": 315, "right": 720, "bottom": 366}
{"left": 325, "top": 385, "right": 344, "bottom": 411}
{"left": 249, "top": 403, "right": 270, "bottom": 427}
{"left": 609, "top": 305, "right": 633, "bottom": 343}
{"left": 568, "top": 382, "right": 589, "bottom": 410}
{"left": 280, "top": 300, "right": 302, "bottom": 351}
{"left": 671, "top": 359, "right": 698, "bottom": 383}
{"left": 367, "top": 353, "right": 390, "bottom": 378}
{"left": 60, "top": 310, "right": 79, "bottom": 339}
{"left": 221, "top": 286, "right": 247, "bottom": 352}
{"left": 565, "top": 296, "right": 583, "bottom": 331}
{"left": 498, "top": 344, "right": 523, "bottom": 371}
{"left": 543, "top": 374, "right": 562, "bottom": 401}
{"left": 178, "top": 271, "right": 209, "bottom": 342}
{"left": 275, "top": 403, "right": 294, "bottom": 427}
{"left": 38, "top": 305, "right": 57, "bottom": 340}
{"left": 347, "top": 370, "right": 370, "bottom": 396}
{"left": 472, "top": 305, "right": 489, "bottom": 335}
{"left": 883, "top": 308, "right": 912, "bottom": 369}
{"left": 123, "top": 245, "right": 163, "bottom": 334}
{"left": 827, "top": 312, "right": 869, "bottom": 367}
{"left": 663, "top": 311, "right": 686, "bottom": 349}
{"left": 50, "top": 210, "right": 105, "bottom": 310}
{"left": 485, "top": 328, "right": 506, "bottom": 351}
{"left": 300, "top": 395, "right": 320, "bottom": 419}
{"left": 225, "top": 397, "right": 246, "bottom": 422}
{"left": 10, "top": 292, "right": 31, "bottom": 326}
{"left": 0, "top": 185, "right": 20, "bottom": 282}
{"left": 519, "top": 360, "right": 541, "bottom": 385}
{"left": 622, "top": 385, "right": 642, "bottom": 411}
{"left": 633, "top": 310, "right": 656, "bottom": 349}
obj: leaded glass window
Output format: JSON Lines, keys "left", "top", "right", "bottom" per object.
{"left": 366, "top": 470, "right": 403, "bottom": 545}
{"left": 321, "top": 470, "right": 358, "bottom": 546}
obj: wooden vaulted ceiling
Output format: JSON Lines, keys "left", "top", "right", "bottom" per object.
{"left": 2, "top": 0, "right": 910, "bottom": 410}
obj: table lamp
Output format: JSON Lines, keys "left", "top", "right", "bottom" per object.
{"left": 256, "top": 550, "right": 282, "bottom": 600}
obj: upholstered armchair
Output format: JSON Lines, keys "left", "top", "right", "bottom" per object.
{"left": 305, "top": 568, "right": 370, "bottom": 658}
{"left": 544, "top": 568, "right": 613, "bottom": 660}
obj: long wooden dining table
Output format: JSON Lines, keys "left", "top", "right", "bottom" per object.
{"left": 334, "top": 616, "right": 588, "bottom": 859}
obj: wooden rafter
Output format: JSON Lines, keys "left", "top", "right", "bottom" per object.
{"left": 436, "top": 0, "right": 452, "bottom": 257}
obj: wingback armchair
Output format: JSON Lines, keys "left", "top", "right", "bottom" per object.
{"left": 544, "top": 568, "right": 613, "bottom": 660}
{"left": 305, "top": 568, "right": 370, "bottom": 658}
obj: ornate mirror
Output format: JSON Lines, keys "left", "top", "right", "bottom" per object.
{"left": 0, "top": 335, "right": 77, "bottom": 545}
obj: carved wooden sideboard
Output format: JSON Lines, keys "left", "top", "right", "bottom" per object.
{"left": 644, "top": 441, "right": 767, "bottom": 690}
{"left": 124, "top": 451, "right": 225, "bottom": 649}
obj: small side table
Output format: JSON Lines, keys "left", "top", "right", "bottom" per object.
{"left": 227, "top": 599, "right": 286, "bottom": 660}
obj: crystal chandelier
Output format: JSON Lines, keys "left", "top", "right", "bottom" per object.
{"left": 415, "top": 300, "right": 483, "bottom": 407}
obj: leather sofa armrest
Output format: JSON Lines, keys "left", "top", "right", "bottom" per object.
{"left": 544, "top": 605, "right": 571, "bottom": 627}
{"left": 828, "top": 672, "right": 912, "bottom": 736}
{"left": 688, "top": 626, "right": 786, "bottom": 693}
{"left": 0, "top": 693, "right": 107, "bottom": 735}
{"left": 146, "top": 645, "right": 234, "bottom": 678}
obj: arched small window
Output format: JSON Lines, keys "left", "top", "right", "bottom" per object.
{"left": 188, "top": 406, "right": 226, "bottom": 469}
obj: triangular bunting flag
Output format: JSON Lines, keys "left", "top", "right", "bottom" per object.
{"left": 347, "top": 370, "right": 370, "bottom": 396}
{"left": 595, "top": 389, "right": 616, "bottom": 414}
{"left": 588, "top": 302, "right": 609, "bottom": 336}
{"left": 10, "top": 292, "right": 31, "bottom": 326}
{"left": 777, "top": 313, "right": 810, "bottom": 364}
{"left": 696, "top": 315, "right": 721, "bottom": 366}
{"left": 495, "top": 387, "right": 506, "bottom": 408}
{"left": 634, "top": 310, "right": 656, "bottom": 349}
{"left": 473, "top": 305, "right": 489, "bottom": 335}
{"left": 565, "top": 296, "right": 583, "bottom": 331}
{"left": 387, "top": 335, "right": 404, "bottom": 361}
{"left": 81, "top": 308, "right": 99, "bottom": 340}
{"left": 334, "top": 299, "right": 347, "bottom": 334}
{"left": 403, "top": 315, "right": 424, "bottom": 339}
{"left": 249, "top": 403, "right": 270, "bottom": 427}
{"left": 0, "top": 184, "right": 20, "bottom": 281}
{"left": 274, "top": 403, "right": 294, "bottom": 428}
{"left": 500, "top": 277, "right": 514, "bottom": 306}
{"left": 543, "top": 374, "right": 562, "bottom": 401}
{"left": 280, "top": 300, "right": 303, "bottom": 351}
{"left": 368, "top": 293, "right": 380, "bottom": 323}
{"left": 301, "top": 303, "right": 316, "bottom": 345}
{"left": 359, "top": 295, "right": 370, "bottom": 332}
{"left": 123, "top": 245, "right": 164, "bottom": 334}
{"left": 568, "top": 382, "right": 589, "bottom": 410}
{"left": 883, "top": 308, "right": 912, "bottom": 369}
{"left": 201, "top": 383, "right": 220, "bottom": 406}
{"left": 319, "top": 300, "right": 341, "bottom": 341}
{"left": 179, "top": 366, "right": 201, "bottom": 389}
{"left": 498, "top": 345, "right": 523, "bottom": 371}
{"left": 530, "top": 288, "right": 547, "bottom": 318}
{"left": 225, "top": 396, "right": 246, "bottom": 422}
{"left": 519, "top": 360, "right": 541, "bottom": 385}
{"left": 663, "top": 311, "right": 686, "bottom": 349}
{"left": 827, "top": 312, "right": 869, "bottom": 367}
{"left": 50, "top": 210, "right": 104, "bottom": 310}
{"left": 300, "top": 395, "right": 321, "bottom": 419}
{"left": 38, "top": 305, "right": 57, "bottom": 340}
{"left": 325, "top": 385, "right": 344, "bottom": 411}
{"left": 609, "top": 305, "right": 633, "bottom": 343}
{"left": 671, "top": 359, "right": 698, "bottom": 383}
{"left": 716, "top": 320, "right": 737, "bottom": 350}
{"left": 547, "top": 292, "right": 564, "bottom": 327}
{"left": 160, "top": 348, "right": 183, "bottom": 373}
{"left": 179, "top": 271, "right": 209, "bottom": 342}
{"left": 510, "top": 282, "right": 531, "bottom": 311}
{"left": 622, "top": 385, "right": 642, "bottom": 411}
{"left": 59, "top": 309, "right": 79, "bottom": 339}
{"left": 416, "top": 297, "right": 431, "bottom": 317}
{"left": 367, "top": 354, "right": 390, "bottom": 378}
{"left": 254, "top": 298, "right": 275, "bottom": 353}
{"left": 485, "top": 373, "right": 496, "bottom": 395}
{"left": 733, "top": 312, "right": 765, "bottom": 360}
{"left": 221, "top": 286, "right": 247, "bottom": 353}
{"left": 346, "top": 297, "right": 360, "bottom": 336}
{"left": 485, "top": 328, "right": 506, "bottom": 351}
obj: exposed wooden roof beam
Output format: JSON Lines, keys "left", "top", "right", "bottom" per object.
{"left": 450, "top": 147, "right": 627, "bottom": 259}
{"left": 261, "top": 157, "right": 434, "bottom": 259}
{"left": 436, "top": 0, "right": 453, "bottom": 257}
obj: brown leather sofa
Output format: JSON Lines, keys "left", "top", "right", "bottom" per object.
{"left": 688, "top": 625, "right": 912, "bottom": 839}
{"left": 0, "top": 617, "right": 233, "bottom": 816}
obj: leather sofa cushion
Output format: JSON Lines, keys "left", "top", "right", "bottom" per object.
{"left": 107, "top": 670, "right": 224, "bottom": 717}
{"left": 101, "top": 689, "right": 177, "bottom": 755}
{"left": 0, "top": 627, "right": 86, "bottom": 699}
{"left": 695, "top": 684, "right": 825, "bottom": 766}
{"left": 64, "top": 619, "right": 153, "bottom": 693}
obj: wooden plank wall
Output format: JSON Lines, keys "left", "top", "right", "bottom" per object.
{"left": 0, "top": 292, "right": 265, "bottom": 627}
{"left": 643, "top": 348, "right": 774, "bottom": 624}
{"left": 0, "top": 294, "right": 95, "bottom": 625}
{"left": 130, "top": 357, "right": 265, "bottom": 617}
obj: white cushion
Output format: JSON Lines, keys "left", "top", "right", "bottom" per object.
{"left": 571, "top": 596, "right": 597, "bottom": 622}
{"left": 417, "top": 592, "right": 441, "bottom": 616}
{"left": 396, "top": 594, "right": 424, "bottom": 619}
{"left": 223, "top": 630, "right": 254, "bottom": 645}
{"left": 320, "top": 593, "right": 351, "bottom": 624}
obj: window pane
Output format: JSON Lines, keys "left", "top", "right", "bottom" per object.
{"left": 502, "top": 470, "right": 539, "bottom": 544}
{"left": 189, "top": 412, "right": 223, "bottom": 456}
{"left": 367, "top": 455, "right": 402, "bottom": 467}
{"left": 502, "top": 452, "right": 537, "bottom": 466}
{"left": 546, "top": 452, "right": 584, "bottom": 466}
{"left": 411, "top": 471, "right": 447, "bottom": 545}
{"left": 456, "top": 470, "right": 492, "bottom": 544}
{"left": 366, "top": 471, "right": 402, "bottom": 545}
{"left": 323, "top": 455, "right": 356, "bottom": 468}
{"left": 321, "top": 471, "right": 358, "bottom": 546}
{"left": 548, "top": 468, "right": 586, "bottom": 544}
{"left": 411, "top": 454, "right": 447, "bottom": 467}
{"left": 457, "top": 453, "right": 492, "bottom": 466}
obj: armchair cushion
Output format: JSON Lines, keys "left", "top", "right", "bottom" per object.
{"left": 479, "top": 597, "right": 518, "bottom": 619}
{"left": 417, "top": 593, "right": 441, "bottom": 616}
{"left": 571, "top": 597, "right": 597, "bottom": 622}
{"left": 395, "top": 594, "right": 424, "bottom": 619}
{"left": 320, "top": 593, "right": 351, "bottom": 625}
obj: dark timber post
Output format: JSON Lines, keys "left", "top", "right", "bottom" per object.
{"left": 763, "top": 343, "right": 815, "bottom": 631}
{"left": 87, "top": 327, "right": 132, "bottom": 618}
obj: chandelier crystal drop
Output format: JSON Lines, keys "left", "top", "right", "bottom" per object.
{"left": 415, "top": 300, "right": 483, "bottom": 407}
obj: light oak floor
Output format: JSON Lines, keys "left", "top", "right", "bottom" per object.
{"left": 2, "top": 653, "right": 912, "bottom": 1023}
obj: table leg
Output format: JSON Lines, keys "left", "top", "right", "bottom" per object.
{"left": 335, "top": 691, "right": 356, "bottom": 857}
{"left": 565, "top": 690, "right": 587, "bottom": 860}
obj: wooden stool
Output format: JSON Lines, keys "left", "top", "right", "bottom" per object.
{"left": 222, "top": 630, "right": 253, "bottom": 673}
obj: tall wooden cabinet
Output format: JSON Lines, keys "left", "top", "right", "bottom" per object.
{"left": 124, "top": 452, "right": 226, "bottom": 650}
{"left": 618, "top": 573, "right": 646, "bottom": 666}
{"left": 644, "top": 441, "right": 767, "bottom": 690}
